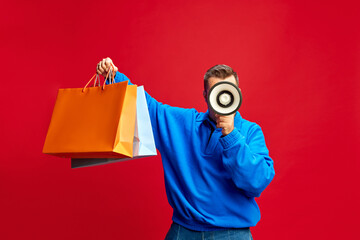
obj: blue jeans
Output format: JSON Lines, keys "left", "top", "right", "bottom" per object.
{"left": 164, "top": 222, "right": 253, "bottom": 240}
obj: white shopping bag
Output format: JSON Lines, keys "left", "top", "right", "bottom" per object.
{"left": 71, "top": 86, "right": 157, "bottom": 168}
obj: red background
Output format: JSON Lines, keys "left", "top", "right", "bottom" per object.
{"left": 1, "top": 0, "right": 359, "bottom": 239}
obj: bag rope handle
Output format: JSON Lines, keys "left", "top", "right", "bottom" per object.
{"left": 93, "top": 74, "right": 100, "bottom": 87}
{"left": 82, "top": 74, "right": 99, "bottom": 92}
{"left": 82, "top": 63, "right": 116, "bottom": 93}
{"left": 102, "top": 63, "right": 116, "bottom": 90}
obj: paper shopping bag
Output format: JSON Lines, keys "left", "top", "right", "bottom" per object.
{"left": 71, "top": 86, "right": 157, "bottom": 168}
{"left": 43, "top": 78, "right": 137, "bottom": 158}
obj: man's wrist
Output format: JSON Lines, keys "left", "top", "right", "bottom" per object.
{"left": 222, "top": 126, "right": 234, "bottom": 136}
{"left": 219, "top": 128, "right": 243, "bottom": 149}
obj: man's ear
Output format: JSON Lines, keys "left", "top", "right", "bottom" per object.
{"left": 203, "top": 90, "right": 207, "bottom": 102}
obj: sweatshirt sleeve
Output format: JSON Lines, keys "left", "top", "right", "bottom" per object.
{"left": 219, "top": 124, "right": 275, "bottom": 198}
{"left": 111, "top": 71, "right": 133, "bottom": 85}
{"left": 112, "top": 71, "right": 195, "bottom": 153}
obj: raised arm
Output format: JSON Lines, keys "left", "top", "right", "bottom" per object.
{"left": 95, "top": 57, "right": 196, "bottom": 154}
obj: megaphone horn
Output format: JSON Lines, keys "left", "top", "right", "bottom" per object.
{"left": 208, "top": 81, "right": 242, "bottom": 116}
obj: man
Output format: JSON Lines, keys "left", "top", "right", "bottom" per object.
{"left": 97, "top": 58, "right": 275, "bottom": 240}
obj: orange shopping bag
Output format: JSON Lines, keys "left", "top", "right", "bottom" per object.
{"left": 43, "top": 72, "right": 137, "bottom": 158}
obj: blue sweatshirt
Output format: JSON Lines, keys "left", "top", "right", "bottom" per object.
{"left": 112, "top": 72, "right": 275, "bottom": 231}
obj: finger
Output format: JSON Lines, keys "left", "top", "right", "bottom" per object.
{"left": 98, "top": 63, "right": 105, "bottom": 76}
{"left": 217, "top": 121, "right": 230, "bottom": 128}
{"left": 106, "top": 57, "right": 112, "bottom": 62}
{"left": 104, "top": 60, "right": 110, "bottom": 73}
{"left": 101, "top": 59, "right": 108, "bottom": 71}
{"left": 105, "top": 58, "right": 112, "bottom": 70}
{"left": 216, "top": 121, "right": 224, "bottom": 128}
{"left": 216, "top": 119, "right": 226, "bottom": 125}
{"left": 217, "top": 122, "right": 223, "bottom": 129}
{"left": 97, "top": 63, "right": 104, "bottom": 75}
{"left": 106, "top": 57, "right": 112, "bottom": 64}
{"left": 216, "top": 116, "right": 226, "bottom": 123}
{"left": 218, "top": 116, "right": 234, "bottom": 123}
{"left": 98, "top": 62, "right": 104, "bottom": 72}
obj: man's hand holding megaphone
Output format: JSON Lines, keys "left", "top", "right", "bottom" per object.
{"left": 206, "top": 78, "right": 242, "bottom": 136}
{"left": 215, "top": 113, "right": 235, "bottom": 136}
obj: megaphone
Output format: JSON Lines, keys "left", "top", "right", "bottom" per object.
{"left": 208, "top": 81, "right": 242, "bottom": 116}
